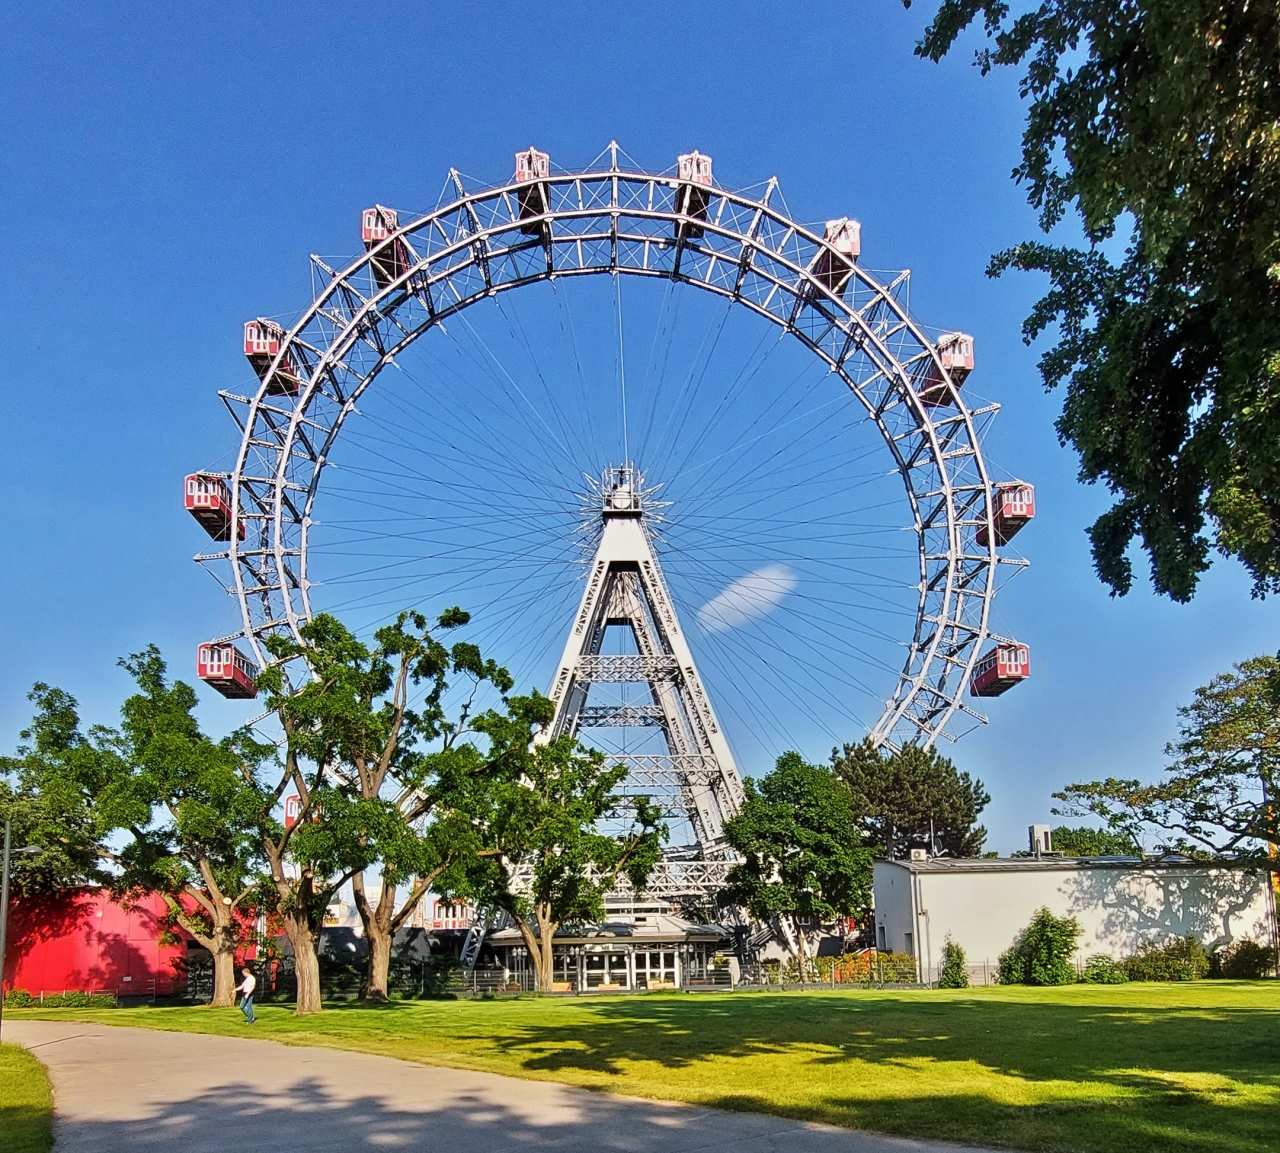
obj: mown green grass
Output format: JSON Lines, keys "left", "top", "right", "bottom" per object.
{"left": 0, "top": 1041, "right": 54, "bottom": 1153}
{"left": 13, "top": 982, "right": 1280, "bottom": 1153}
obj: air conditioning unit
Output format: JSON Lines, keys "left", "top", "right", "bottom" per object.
{"left": 909, "top": 848, "right": 928, "bottom": 862}
{"left": 1029, "top": 824, "right": 1053, "bottom": 855}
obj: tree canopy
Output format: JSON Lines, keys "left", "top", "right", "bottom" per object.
{"left": 722, "top": 752, "right": 872, "bottom": 970}
{"left": 1055, "top": 653, "right": 1280, "bottom": 860}
{"left": 1051, "top": 824, "right": 1141, "bottom": 857}
{"left": 469, "top": 693, "right": 667, "bottom": 992}
{"left": 915, "top": 0, "right": 1280, "bottom": 600}
{"left": 832, "top": 740, "right": 990, "bottom": 858}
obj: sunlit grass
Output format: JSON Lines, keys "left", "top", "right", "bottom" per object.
{"left": 14, "top": 982, "right": 1280, "bottom": 1153}
{"left": 0, "top": 1041, "right": 54, "bottom": 1153}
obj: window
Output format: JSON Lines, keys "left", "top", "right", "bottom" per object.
{"left": 904, "top": 932, "right": 914, "bottom": 957}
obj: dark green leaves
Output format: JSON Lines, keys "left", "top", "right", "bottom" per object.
{"left": 722, "top": 752, "right": 872, "bottom": 924}
{"left": 833, "top": 740, "right": 989, "bottom": 858}
{"left": 916, "top": 0, "right": 1280, "bottom": 599}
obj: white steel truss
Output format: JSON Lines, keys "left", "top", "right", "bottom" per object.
{"left": 540, "top": 467, "right": 744, "bottom": 873}
{"left": 200, "top": 143, "right": 1023, "bottom": 749}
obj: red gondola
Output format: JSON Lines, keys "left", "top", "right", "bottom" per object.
{"left": 284, "top": 795, "right": 303, "bottom": 829}
{"left": 977, "top": 482, "right": 1036, "bottom": 547}
{"left": 197, "top": 642, "right": 258, "bottom": 699}
{"left": 811, "top": 218, "right": 861, "bottom": 297}
{"left": 969, "top": 642, "right": 1030, "bottom": 697}
{"left": 675, "top": 151, "right": 712, "bottom": 239}
{"left": 243, "top": 319, "right": 303, "bottom": 396}
{"left": 918, "top": 332, "right": 974, "bottom": 407}
{"left": 184, "top": 474, "right": 245, "bottom": 541}
{"left": 361, "top": 205, "right": 411, "bottom": 290}
{"left": 514, "top": 147, "right": 551, "bottom": 236}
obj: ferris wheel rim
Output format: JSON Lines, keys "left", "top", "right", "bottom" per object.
{"left": 207, "top": 148, "right": 1006, "bottom": 748}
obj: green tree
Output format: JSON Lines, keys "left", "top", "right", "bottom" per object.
{"left": 268, "top": 609, "right": 514, "bottom": 1002}
{"left": 468, "top": 693, "right": 666, "bottom": 993}
{"left": 0, "top": 687, "right": 111, "bottom": 897}
{"left": 3, "top": 665, "right": 268, "bottom": 1008}
{"left": 1055, "top": 654, "right": 1280, "bottom": 861}
{"left": 722, "top": 753, "right": 873, "bottom": 977}
{"left": 832, "top": 740, "right": 990, "bottom": 858}
{"left": 998, "top": 907, "right": 1080, "bottom": 986}
{"left": 938, "top": 935, "right": 970, "bottom": 988}
{"left": 1051, "top": 825, "right": 1141, "bottom": 857}
{"left": 106, "top": 648, "right": 267, "bottom": 1007}
{"left": 913, "top": 1, "right": 1280, "bottom": 600}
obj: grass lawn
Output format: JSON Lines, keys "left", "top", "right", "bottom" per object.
{"left": 12, "top": 982, "right": 1280, "bottom": 1153}
{"left": 0, "top": 1041, "right": 54, "bottom": 1153}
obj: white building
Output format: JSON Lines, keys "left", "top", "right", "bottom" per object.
{"left": 874, "top": 855, "right": 1278, "bottom": 985}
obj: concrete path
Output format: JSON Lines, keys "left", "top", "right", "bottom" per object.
{"left": 7, "top": 1019, "right": 1001, "bottom": 1153}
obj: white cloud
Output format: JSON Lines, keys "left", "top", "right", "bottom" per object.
{"left": 696, "top": 565, "right": 797, "bottom": 633}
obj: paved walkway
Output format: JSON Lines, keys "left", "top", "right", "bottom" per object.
{"left": 7, "top": 1019, "right": 1001, "bottom": 1153}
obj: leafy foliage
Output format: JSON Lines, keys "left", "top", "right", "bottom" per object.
{"left": 1081, "top": 954, "right": 1129, "bottom": 984}
{"left": 1210, "top": 938, "right": 1276, "bottom": 979}
{"left": 3, "top": 989, "right": 116, "bottom": 1008}
{"left": 468, "top": 693, "right": 667, "bottom": 990}
{"left": 832, "top": 740, "right": 989, "bottom": 858}
{"left": 723, "top": 752, "right": 873, "bottom": 927}
{"left": 997, "top": 907, "right": 1080, "bottom": 985}
{"left": 0, "top": 687, "right": 115, "bottom": 896}
{"left": 1126, "top": 935, "right": 1211, "bottom": 981}
{"left": 914, "top": 0, "right": 1280, "bottom": 599}
{"left": 1055, "top": 653, "right": 1280, "bottom": 860}
{"left": 938, "top": 935, "right": 970, "bottom": 988}
{"left": 1051, "top": 825, "right": 1141, "bottom": 857}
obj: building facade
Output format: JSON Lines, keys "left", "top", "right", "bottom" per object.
{"left": 874, "top": 856, "right": 1278, "bottom": 985}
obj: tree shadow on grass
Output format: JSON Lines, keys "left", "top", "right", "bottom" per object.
{"left": 471, "top": 992, "right": 1280, "bottom": 1153}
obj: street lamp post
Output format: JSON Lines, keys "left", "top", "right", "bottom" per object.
{"left": 0, "top": 820, "right": 41, "bottom": 1042}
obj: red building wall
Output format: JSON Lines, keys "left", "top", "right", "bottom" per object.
{"left": 3, "top": 888, "right": 190, "bottom": 997}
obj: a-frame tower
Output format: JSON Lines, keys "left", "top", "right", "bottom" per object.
{"left": 541, "top": 467, "right": 744, "bottom": 897}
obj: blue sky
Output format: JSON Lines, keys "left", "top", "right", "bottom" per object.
{"left": 2, "top": 0, "right": 1275, "bottom": 854}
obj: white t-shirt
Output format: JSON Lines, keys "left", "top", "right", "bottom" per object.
{"left": 239, "top": 973, "right": 257, "bottom": 995}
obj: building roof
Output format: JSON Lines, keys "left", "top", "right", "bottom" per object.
{"left": 488, "top": 912, "right": 730, "bottom": 946}
{"left": 877, "top": 854, "right": 1258, "bottom": 874}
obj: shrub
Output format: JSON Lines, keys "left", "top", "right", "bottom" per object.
{"left": 1211, "top": 938, "right": 1276, "bottom": 979}
{"left": 938, "top": 936, "right": 969, "bottom": 988}
{"left": 1125, "top": 935, "right": 1211, "bottom": 981}
{"left": 3, "top": 989, "right": 115, "bottom": 1008}
{"left": 997, "top": 907, "right": 1081, "bottom": 985}
{"left": 1080, "top": 954, "right": 1129, "bottom": 984}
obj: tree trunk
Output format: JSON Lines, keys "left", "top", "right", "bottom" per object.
{"left": 211, "top": 944, "right": 238, "bottom": 1007}
{"left": 515, "top": 909, "right": 557, "bottom": 992}
{"left": 352, "top": 872, "right": 396, "bottom": 1003}
{"left": 283, "top": 913, "right": 323, "bottom": 1014}
{"left": 208, "top": 909, "right": 240, "bottom": 1007}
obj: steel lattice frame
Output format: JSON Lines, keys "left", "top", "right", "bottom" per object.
{"left": 199, "top": 147, "right": 1015, "bottom": 748}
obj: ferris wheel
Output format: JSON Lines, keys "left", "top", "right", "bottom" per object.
{"left": 185, "top": 142, "right": 1033, "bottom": 790}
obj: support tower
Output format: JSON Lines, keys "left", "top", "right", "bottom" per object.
{"left": 541, "top": 467, "right": 744, "bottom": 899}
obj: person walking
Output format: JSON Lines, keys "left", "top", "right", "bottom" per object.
{"left": 234, "top": 967, "right": 257, "bottom": 1024}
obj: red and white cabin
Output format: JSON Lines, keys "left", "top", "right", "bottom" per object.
{"left": 361, "top": 206, "right": 411, "bottom": 289}
{"left": 361, "top": 205, "right": 398, "bottom": 244}
{"left": 969, "top": 642, "right": 1030, "bottom": 697}
{"left": 677, "top": 151, "right": 713, "bottom": 187}
{"left": 515, "top": 147, "right": 550, "bottom": 184}
{"left": 184, "top": 474, "right": 245, "bottom": 541}
{"left": 515, "top": 148, "right": 551, "bottom": 234}
{"left": 197, "top": 643, "right": 258, "bottom": 699}
{"left": 284, "top": 795, "right": 303, "bottom": 829}
{"left": 811, "top": 218, "right": 861, "bottom": 295}
{"left": 919, "top": 332, "right": 975, "bottom": 407}
{"left": 675, "top": 151, "right": 713, "bottom": 239}
{"left": 243, "top": 319, "right": 302, "bottom": 396}
{"left": 977, "top": 482, "right": 1036, "bottom": 547}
